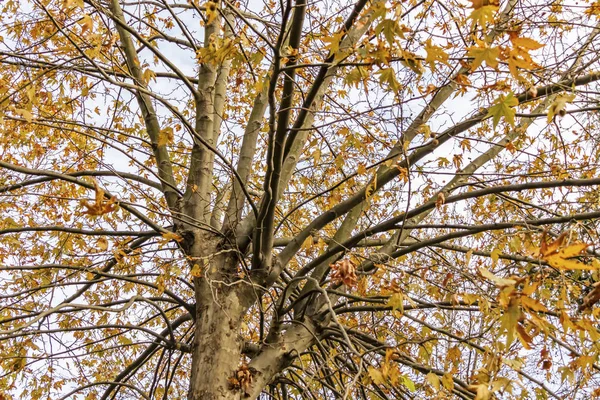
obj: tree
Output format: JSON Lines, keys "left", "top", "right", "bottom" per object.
{"left": 2, "top": 0, "right": 600, "bottom": 397}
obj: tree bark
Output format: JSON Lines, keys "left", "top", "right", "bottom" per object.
{"left": 187, "top": 284, "right": 246, "bottom": 400}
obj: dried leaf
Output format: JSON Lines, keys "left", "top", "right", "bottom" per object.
{"left": 547, "top": 93, "right": 576, "bottom": 123}
{"left": 478, "top": 266, "right": 516, "bottom": 287}
{"left": 162, "top": 232, "right": 184, "bottom": 242}
{"left": 331, "top": 259, "right": 358, "bottom": 288}
{"left": 81, "top": 180, "right": 118, "bottom": 216}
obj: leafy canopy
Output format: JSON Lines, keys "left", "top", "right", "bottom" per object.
{"left": 2, "top": 0, "right": 600, "bottom": 399}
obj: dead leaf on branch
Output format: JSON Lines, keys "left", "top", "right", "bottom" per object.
{"left": 547, "top": 93, "right": 576, "bottom": 123}
{"left": 330, "top": 259, "right": 358, "bottom": 288}
{"left": 228, "top": 363, "right": 255, "bottom": 396}
{"left": 80, "top": 179, "right": 118, "bottom": 216}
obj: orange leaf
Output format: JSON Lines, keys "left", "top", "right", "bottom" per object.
{"left": 81, "top": 180, "right": 118, "bottom": 216}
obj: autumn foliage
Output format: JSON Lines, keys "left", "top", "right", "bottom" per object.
{"left": 2, "top": 0, "right": 600, "bottom": 399}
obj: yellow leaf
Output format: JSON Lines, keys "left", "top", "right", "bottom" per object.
{"left": 376, "top": 68, "right": 402, "bottom": 93}
{"left": 490, "top": 247, "right": 501, "bottom": 264}
{"left": 158, "top": 127, "right": 174, "bottom": 147}
{"left": 503, "top": 357, "right": 523, "bottom": 370}
{"left": 15, "top": 108, "right": 33, "bottom": 123}
{"left": 81, "top": 179, "right": 118, "bottom": 216}
{"left": 540, "top": 231, "right": 565, "bottom": 256}
{"left": 204, "top": 1, "right": 218, "bottom": 25}
{"left": 469, "top": 5, "right": 498, "bottom": 29}
{"left": 191, "top": 263, "right": 202, "bottom": 277}
{"left": 486, "top": 92, "right": 519, "bottom": 127}
{"left": 547, "top": 93, "right": 576, "bottom": 123}
{"left": 312, "top": 148, "right": 321, "bottom": 163}
{"left": 467, "top": 44, "right": 500, "bottom": 71}
{"left": 426, "top": 372, "right": 440, "bottom": 390}
{"left": 322, "top": 30, "right": 345, "bottom": 54}
{"left": 469, "top": 0, "right": 499, "bottom": 9}
{"left": 424, "top": 39, "right": 449, "bottom": 71}
{"left": 465, "top": 249, "right": 473, "bottom": 266}
{"left": 463, "top": 293, "right": 479, "bottom": 305}
{"left": 301, "top": 235, "right": 313, "bottom": 251}
{"left": 478, "top": 266, "right": 517, "bottom": 287}
{"left": 96, "top": 237, "right": 108, "bottom": 251}
{"left": 507, "top": 48, "right": 536, "bottom": 81}
{"left": 401, "top": 375, "right": 416, "bottom": 392}
{"left": 142, "top": 68, "right": 156, "bottom": 85}
{"left": 387, "top": 292, "right": 404, "bottom": 313}
{"left": 557, "top": 243, "right": 589, "bottom": 258}
{"left": 79, "top": 14, "right": 93, "bottom": 35}
{"left": 543, "top": 242, "right": 591, "bottom": 270}
{"left": 400, "top": 52, "right": 424, "bottom": 76}
{"left": 162, "top": 232, "right": 184, "bottom": 242}
{"left": 521, "top": 280, "right": 540, "bottom": 296}
{"left": 368, "top": 366, "right": 386, "bottom": 385}
{"left": 468, "top": 384, "right": 491, "bottom": 400}
{"left": 366, "top": 173, "right": 377, "bottom": 199}
{"left": 500, "top": 297, "right": 521, "bottom": 346}
{"left": 113, "top": 248, "right": 127, "bottom": 262}
{"left": 511, "top": 37, "right": 544, "bottom": 50}
{"left": 441, "top": 373, "right": 454, "bottom": 390}
{"left": 374, "top": 19, "right": 405, "bottom": 45}
{"left": 545, "top": 255, "right": 594, "bottom": 270}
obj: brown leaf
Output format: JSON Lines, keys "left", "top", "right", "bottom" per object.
{"left": 330, "top": 259, "right": 358, "bottom": 288}
{"left": 81, "top": 179, "right": 118, "bottom": 216}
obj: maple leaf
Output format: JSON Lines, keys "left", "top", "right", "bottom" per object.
{"left": 507, "top": 48, "right": 536, "bottom": 81}
{"left": 486, "top": 92, "right": 519, "bottom": 127}
{"left": 467, "top": 384, "right": 491, "bottom": 400}
{"left": 368, "top": 366, "right": 386, "bottom": 385}
{"left": 511, "top": 37, "right": 544, "bottom": 50}
{"left": 539, "top": 231, "right": 591, "bottom": 270}
{"left": 80, "top": 180, "right": 118, "bottom": 216}
{"left": 467, "top": 44, "right": 500, "bottom": 71}
{"left": 469, "top": 5, "right": 498, "bottom": 30}
{"left": 387, "top": 292, "right": 404, "bottom": 313}
{"left": 547, "top": 93, "right": 576, "bottom": 123}
{"left": 376, "top": 68, "right": 402, "bottom": 93}
{"left": 544, "top": 243, "right": 590, "bottom": 270}
{"left": 161, "top": 232, "right": 184, "bottom": 242}
{"left": 374, "top": 19, "right": 405, "bottom": 45}
{"left": 14, "top": 108, "right": 33, "bottom": 123}
{"left": 516, "top": 323, "right": 533, "bottom": 349}
{"left": 142, "top": 68, "right": 156, "bottom": 85}
{"left": 158, "top": 127, "right": 174, "bottom": 147}
{"left": 79, "top": 14, "right": 93, "bottom": 35}
{"left": 204, "top": 0, "right": 218, "bottom": 25}
{"left": 425, "top": 372, "right": 440, "bottom": 390}
{"left": 500, "top": 296, "right": 521, "bottom": 346}
{"left": 322, "top": 30, "right": 345, "bottom": 54}
{"left": 424, "top": 39, "right": 450, "bottom": 71}
{"left": 330, "top": 259, "right": 358, "bottom": 287}
{"left": 469, "top": 0, "right": 499, "bottom": 9}
{"left": 400, "top": 51, "right": 424, "bottom": 76}
{"left": 96, "top": 237, "right": 108, "bottom": 251}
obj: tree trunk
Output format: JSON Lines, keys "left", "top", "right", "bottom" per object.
{"left": 187, "top": 279, "right": 246, "bottom": 400}
{"left": 183, "top": 230, "right": 247, "bottom": 400}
